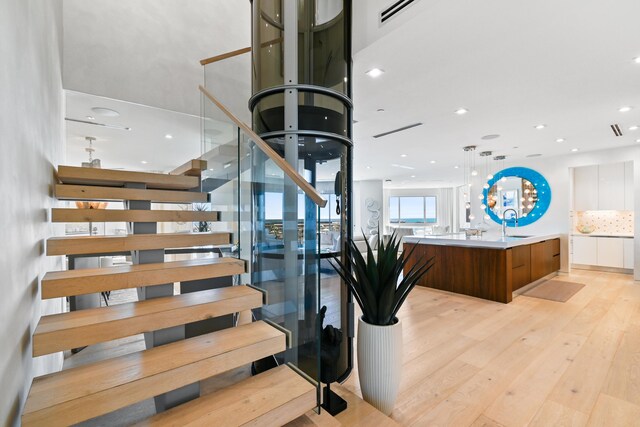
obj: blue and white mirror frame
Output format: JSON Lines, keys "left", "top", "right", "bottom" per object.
{"left": 482, "top": 166, "right": 551, "bottom": 227}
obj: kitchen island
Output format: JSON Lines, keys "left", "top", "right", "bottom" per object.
{"left": 404, "top": 234, "right": 561, "bottom": 303}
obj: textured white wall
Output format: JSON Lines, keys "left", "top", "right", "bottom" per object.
{"left": 0, "top": 0, "right": 66, "bottom": 425}
{"left": 63, "top": 0, "right": 251, "bottom": 116}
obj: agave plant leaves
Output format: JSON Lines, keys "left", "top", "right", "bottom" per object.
{"left": 329, "top": 231, "right": 434, "bottom": 326}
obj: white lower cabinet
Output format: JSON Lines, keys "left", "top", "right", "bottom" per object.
{"left": 623, "top": 238, "right": 634, "bottom": 269}
{"left": 572, "top": 236, "right": 598, "bottom": 265}
{"left": 572, "top": 236, "right": 632, "bottom": 269}
{"left": 597, "top": 237, "right": 624, "bottom": 268}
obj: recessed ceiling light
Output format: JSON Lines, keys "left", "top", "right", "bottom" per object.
{"left": 391, "top": 164, "right": 415, "bottom": 170}
{"left": 165, "top": 134, "right": 173, "bottom": 139}
{"left": 636, "top": 139, "right": 640, "bottom": 143}
{"left": 141, "top": 160, "right": 148, "bottom": 164}
{"left": 91, "top": 107, "right": 120, "bottom": 117}
{"left": 571, "top": 148, "right": 579, "bottom": 152}
{"left": 556, "top": 138, "right": 565, "bottom": 143}
{"left": 534, "top": 124, "right": 546, "bottom": 130}
{"left": 481, "top": 134, "right": 500, "bottom": 140}
{"left": 377, "top": 108, "right": 385, "bottom": 112}
{"left": 366, "top": 166, "right": 371, "bottom": 169}
{"left": 430, "top": 160, "right": 436, "bottom": 164}
{"left": 365, "top": 68, "right": 385, "bottom": 78}
{"left": 454, "top": 108, "right": 468, "bottom": 115}
{"left": 411, "top": 175, "right": 416, "bottom": 178}
{"left": 629, "top": 125, "right": 639, "bottom": 131}
{"left": 454, "top": 165, "right": 459, "bottom": 169}
{"left": 400, "top": 154, "right": 407, "bottom": 157}
{"left": 633, "top": 57, "right": 640, "bottom": 64}
{"left": 619, "top": 106, "right": 633, "bottom": 113}
{"left": 526, "top": 154, "right": 542, "bottom": 158}
{"left": 86, "top": 116, "right": 95, "bottom": 120}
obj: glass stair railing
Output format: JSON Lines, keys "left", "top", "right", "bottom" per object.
{"left": 199, "top": 84, "right": 327, "bottom": 408}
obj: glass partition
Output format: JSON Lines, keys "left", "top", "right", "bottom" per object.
{"left": 200, "top": 89, "right": 323, "bottom": 405}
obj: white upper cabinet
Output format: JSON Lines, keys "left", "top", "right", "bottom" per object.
{"left": 573, "top": 162, "right": 632, "bottom": 211}
{"left": 573, "top": 165, "right": 599, "bottom": 211}
{"left": 624, "top": 161, "right": 634, "bottom": 211}
{"left": 598, "top": 163, "right": 625, "bottom": 210}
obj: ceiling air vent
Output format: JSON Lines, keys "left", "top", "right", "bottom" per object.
{"left": 380, "top": 0, "right": 418, "bottom": 25}
{"left": 373, "top": 122, "right": 423, "bottom": 139}
{"left": 610, "top": 124, "right": 623, "bottom": 137}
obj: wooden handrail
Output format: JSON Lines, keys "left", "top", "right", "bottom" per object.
{"left": 198, "top": 85, "right": 327, "bottom": 208}
{"left": 200, "top": 47, "right": 251, "bottom": 66}
{"left": 199, "top": 38, "right": 283, "bottom": 66}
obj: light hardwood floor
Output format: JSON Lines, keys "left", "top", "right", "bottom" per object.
{"left": 342, "top": 269, "right": 640, "bottom": 426}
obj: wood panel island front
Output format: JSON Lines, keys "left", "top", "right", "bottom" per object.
{"left": 403, "top": 234, "right": 561, "bottom": 303}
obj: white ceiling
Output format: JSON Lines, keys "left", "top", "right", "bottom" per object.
{"left": 65, "top": 90, "right": 201, "bottom": 172}
{"left": 63, "top": 0, "right": 640, "bottom": 187}
{"left": 352, "top": 0, "right": 640, "bottom": 188}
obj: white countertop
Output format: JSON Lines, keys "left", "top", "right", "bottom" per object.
{"left": 571, "top": 233, "right": 633, "bottom": 238}
{"left": 404, "top": 233, "right": 562, "bottom": 249}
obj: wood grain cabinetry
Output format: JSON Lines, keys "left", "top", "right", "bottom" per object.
{"left": 405, "top": 238, "right": 561, "bottom": 304}
{"left": 510, "top": 245, "right": 531, "bottom": 291}
{"left": 531, "top": 239, "right": 561, "bottom": 281}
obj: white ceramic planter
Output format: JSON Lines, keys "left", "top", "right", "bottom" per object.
{"left": 357, "top": 316, "right": 403, "bottom": 415}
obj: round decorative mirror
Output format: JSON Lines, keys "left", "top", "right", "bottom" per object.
{"left": 482, "top": 167, "right": 551, "bottom": 226}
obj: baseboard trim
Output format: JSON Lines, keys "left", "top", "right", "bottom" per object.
{"left": 571, "top": 264, "right": 633, "bottom": 275}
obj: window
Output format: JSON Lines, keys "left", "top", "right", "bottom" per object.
{"left": 319, "top": 194, "right": 339, "bottom": 223}
{"left": 389, "top": 196, "right": 437, "bottom": 224}
{"left": 265, "top": 192, "right": 336, "bottom": 221}
{"left": 264, "top": 192, "right": 307, "bottom": 220}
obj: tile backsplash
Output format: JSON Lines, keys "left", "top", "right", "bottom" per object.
{"left": 574, "top": 210, "right": 634, "bottom": 236}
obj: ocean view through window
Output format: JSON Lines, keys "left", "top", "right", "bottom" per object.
{"left": 389, "top": 196, "right": 437, "bottom": 224}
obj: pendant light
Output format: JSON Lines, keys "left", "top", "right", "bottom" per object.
{"left": 81, "top": 136, "right": 101, "bottom": 168}
{"left": 463, "top": 146, "right": 476, "bottom": 221}
{"left": 480, "top": 151, "right": 492, "bottom": 190}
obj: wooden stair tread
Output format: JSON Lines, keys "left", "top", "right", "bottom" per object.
{"left": 57, "top": 165, "right": 200, "bottom": 190}
{"left": 22, "top": 321, "right": 285, "bottom": 427}
{"left": 55, "top": 184, "right": 207, "bottom": 203}
{"left": 134, "top": 365, "right": 317, "bottom": 426}
{"left": 170, "top": 159, "right": 207, "bottom": 177}
{"left": 33, "top": 285, "right": 262, "bottom": 356}
{"left": 46, "top": 232, "right": 231, "bottom": 256}
{"left": 41, "top": 258, "right": 244, "bottom": 299}
{"left": 51, "top": 208, "right": 219, "bottom": 223}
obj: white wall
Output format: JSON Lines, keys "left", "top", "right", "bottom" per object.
{"left": 62, "top": 0, "right": 251, "bottom": 117}
{"left": 467, "top": 145, "right": 640, "bottom": 277}
{"left": 0, "top": 0, "right": 65, "bottom": 424}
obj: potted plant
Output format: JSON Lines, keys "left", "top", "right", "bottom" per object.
{"left": 329, "top": 232, "right": 434, "bottom": 415}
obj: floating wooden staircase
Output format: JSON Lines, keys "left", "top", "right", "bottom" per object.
{"left": 22, "top": 164, "right": 318, "bottom": 426}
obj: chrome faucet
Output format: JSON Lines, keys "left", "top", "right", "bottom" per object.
{"left": 502, "top": 209, "right": 518, "bottom": 238}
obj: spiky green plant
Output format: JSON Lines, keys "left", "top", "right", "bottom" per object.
{"left": 329, "top": 232, "right": 435, "bottom": 326}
